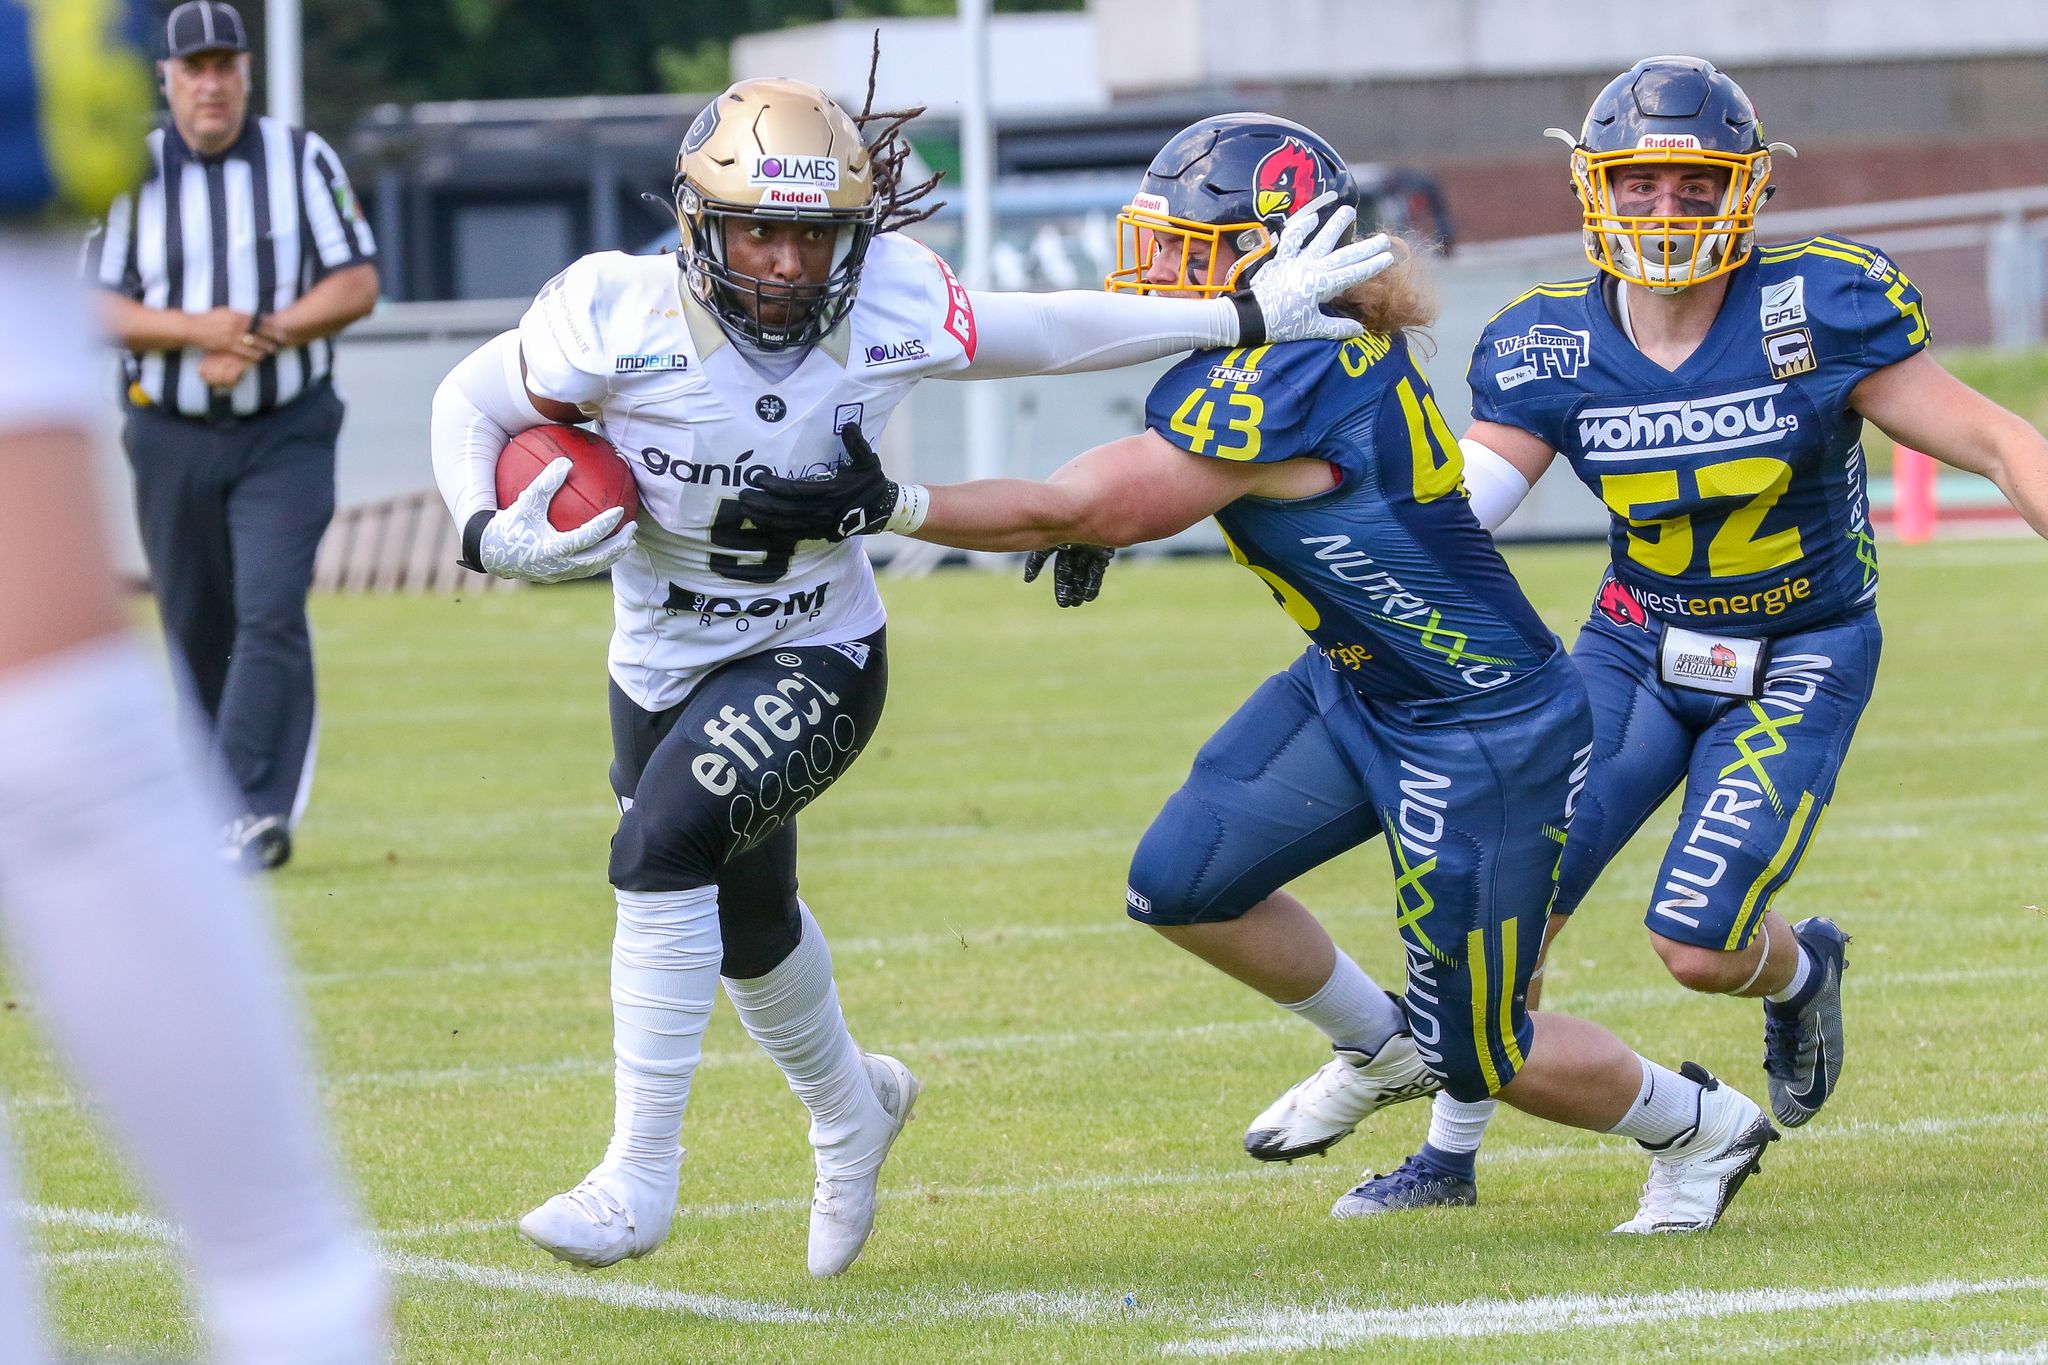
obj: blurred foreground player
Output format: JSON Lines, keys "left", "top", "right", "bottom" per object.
{"left": 741, "top": 114, "right": 1782, "bottom": 1234}
{"left": 430, "top": 76, "right": 1390, "bottom": 1275}
{"left": 1320, "top": 56, "right": 2048, "bottom": 1215}
{"left": 0, "top": 3, "right": 386, "bottom": 1361}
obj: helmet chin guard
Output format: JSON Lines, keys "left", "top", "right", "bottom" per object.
{"left": 1556, "top": 57, "right": 1792, "bottom": 292}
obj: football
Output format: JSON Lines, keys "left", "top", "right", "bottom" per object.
{"left": 495, "top": 424, "right": 640, "bottom": 533}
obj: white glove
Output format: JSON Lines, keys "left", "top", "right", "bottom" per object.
{"left": 477, "top": 457, "right": 638, "bottom": 583}
{"left": 1248, "top": 192, "right": 1397, "bottom": 344}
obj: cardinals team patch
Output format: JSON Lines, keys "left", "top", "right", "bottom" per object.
{"left": 1659, "top": 624, "right": 1768, "bottom": 698}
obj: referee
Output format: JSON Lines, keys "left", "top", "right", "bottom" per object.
{"left": 87, "top": 1, "right": 377, "bottom": 870}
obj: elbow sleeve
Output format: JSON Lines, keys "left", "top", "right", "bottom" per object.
{"left": 429, "top": 330, "right": 548, "bottom": 529}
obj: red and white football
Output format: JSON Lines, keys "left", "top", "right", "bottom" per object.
{"left": 495, "top": 425, "right": 640, "bottom": 532}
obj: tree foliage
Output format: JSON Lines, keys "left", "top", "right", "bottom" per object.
{"left": 230, "top": 0, "right": 1080, "bottom": 138}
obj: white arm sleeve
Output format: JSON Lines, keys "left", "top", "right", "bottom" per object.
{"left": 429, "top": 329, "right": 549, "bottom": 527}
{"left": 955, "top": 288, "right": 1240, "bottom": 380}
{"left": 1459, "top": 436, "right": 1536, "bottom": 533}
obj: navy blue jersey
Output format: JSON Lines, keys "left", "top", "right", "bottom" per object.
{"left": 0, "top": 0, "right": 151, "bottom": 218}
{"left": 1469, "top": 237, "right": 1928, "bottom": 637}
{"left": 1146, "top": 334, "right": 1557, "bottom": 702}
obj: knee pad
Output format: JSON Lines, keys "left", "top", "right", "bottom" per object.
{"left": 1124, "top": 789, "right": 1244, "bottom": 927}
{"left": 608, "top": 794, "right": 721, "bottom": 891}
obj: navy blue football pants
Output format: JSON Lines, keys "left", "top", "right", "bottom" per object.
{"left": 1126, "top": 649, "right": 1591, "bottom": 1102}
{"left": 1554, "top": 604, "right": 1882, "bottom": 951}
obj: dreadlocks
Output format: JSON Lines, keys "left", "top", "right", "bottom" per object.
{"left": 855, "top": 32, "right": 946, "bottom": 234}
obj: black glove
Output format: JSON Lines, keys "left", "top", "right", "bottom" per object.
{"left": 737, "top": 421, "right": 901, "bottom": 544}
{"left": 1022, "top": 543, "right": 1116, "bottom": 608}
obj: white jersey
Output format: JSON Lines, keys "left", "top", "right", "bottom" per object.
{"left": 519, "top": 232, "right": 977, "bottom": 711}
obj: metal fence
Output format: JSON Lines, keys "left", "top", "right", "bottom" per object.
{"left": 91, "top": 184, "right": 2048, "bottom": 580}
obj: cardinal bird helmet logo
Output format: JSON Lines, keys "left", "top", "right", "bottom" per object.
{"left": 1254, "top": 138, "right": 1322, "bottom": 222}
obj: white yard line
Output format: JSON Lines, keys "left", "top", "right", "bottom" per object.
{"left": 27, "top": 1106, "right": 2042, "bottom": 1256}
{"left": 1159, "top": 1277, "right": 2048, "bottom": 1356}
{"left": 356, "top": 1104, "right": 2043, "bottom": 1243}
{"left": 9, "top": 957, "right": 2041, "bottom": 1115}
{"left": 25, "top": 1202, "right": 2048, "bottom": 1346}
{"left": 384, "top": 1252, "right": 826, "bottom": 1325}
{"left": 1871, "top": 1346, "right": 2048, "bottom": 1365}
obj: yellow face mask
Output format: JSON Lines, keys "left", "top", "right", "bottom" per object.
{"left": 1105, "top": 195, "right": 1271, "bottom": 298}
{"left": 1568, "top": 143, "right": 1775, "bottom": 290}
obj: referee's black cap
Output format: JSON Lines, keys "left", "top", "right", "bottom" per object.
{"left": 165, "top": 1, "right": 249, "bottom": 59}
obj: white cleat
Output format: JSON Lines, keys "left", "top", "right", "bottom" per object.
{"left": 518, "top": 1166, "right": 675, "bottom": 1269}
{"left": 1244, "top": 1031, "right": 1442, "bottom": 1163}
{"left": 808, "top": 1052, "right": 920, "bottom": 1278}
{"left": 1613, "top": 1064, "right": 1779, "bottom": 1235}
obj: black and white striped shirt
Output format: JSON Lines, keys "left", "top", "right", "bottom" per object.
{"left": 87, "top": 115, "right": 377, "bottom": 419}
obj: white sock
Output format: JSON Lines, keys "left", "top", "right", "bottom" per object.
{"left": 1766, "top": 939, "right": 1815, "bottom": 1004}
{"left": 1606, "top": 1056, "right": 1706, "bottom": 1150}
{"left": 0, "top": 635, "right": 385, "bottom": 1363}
{"left": 602, "top": 886, "right": 722, "bottom": 1193}
{"left": 1426, "top": 1094, "right": 1498, "bottom": 1155}
{"left": 1280, "top": 950, "right": 1404, "bottom": 1055}
{"left": 722, "top": 903, "right": 889, "bottom": 1174}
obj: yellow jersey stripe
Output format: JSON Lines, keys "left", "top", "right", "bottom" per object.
{"left": 1467, "top": 927, "right": 1503, "bottom": 1095}
{"left": 1725, "top": 791, "right": 1821, "bottom": 950}
{"left": 1487, "top": 282, "right": 1592, "bottom": 324}
{"left": 1810, "top": 235, "right": 1878, "bottom": 264}
{"left": 1498, "top": 916, "right": 1525, "bottom": 1073}
{"left": 1759, "top": 241, "right": 1876, "bottom": 271}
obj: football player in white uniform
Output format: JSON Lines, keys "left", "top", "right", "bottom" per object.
{"left": 429, "top": 76, "right": 1394, "bottom": 1276}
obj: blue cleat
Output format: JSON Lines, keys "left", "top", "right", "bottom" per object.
{"left": 1330, "top": 1152, "right": 1477, "bottom": 1219}
{"left": 1762, "top": 916, "right": 1851, "bottom": 1127}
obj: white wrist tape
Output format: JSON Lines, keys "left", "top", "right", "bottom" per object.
{"left": 886, "top": 483, "right": 930, "bottom": 535}
{"left": 1458, "top": 437, "right": 1534, "bottom": 532}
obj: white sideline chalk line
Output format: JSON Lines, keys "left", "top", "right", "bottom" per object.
{"left": 8, "top": 958, "right": 2041, "bottom": 1115}
{"left": 34, "top": 1232, "right": 2048, "bottom": 1346}
{"left": 316, "top": 1104, "right": 2048, "bottom": 1244}
{"left": 1872, "top": 1345, "right": 2048, "bottom": 1365}
{"left": 26, "top": 1105, "right": 2044, "bottom": 1255}
{"left": 1159, "top": 1277, "right": 2048, "bottom": 1356}
{"left": 384, "top": 1252, "right": 825, "bottom": 1325}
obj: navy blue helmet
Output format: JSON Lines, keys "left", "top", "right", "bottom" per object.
{"left": 1548, "top": 56, "right": 1786, "bottom": 289}
{"left": 1108, "top": 114, "right": 1357, "bottom": 297}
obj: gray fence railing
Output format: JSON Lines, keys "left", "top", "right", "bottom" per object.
{"left": 93, "top": 184, "right": 2048, "bottom": 582}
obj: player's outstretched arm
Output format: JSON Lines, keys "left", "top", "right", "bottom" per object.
{"left": 1850, "top": 351, "right": 2048, "bottom": 540}
{"left": 957, "top": 195, "right": 1395, "bottom": 380}
{"left": 739, "top": 422, "right": 1264, "bottom": 552}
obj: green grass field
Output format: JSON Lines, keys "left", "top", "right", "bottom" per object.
{"left": 8, "top": 540, "right": 2048, "bottom": 1362}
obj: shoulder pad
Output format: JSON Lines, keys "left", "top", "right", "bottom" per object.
{"left": 850, "top": 233, "right": 976, "bottom": 370}
{"left": 520, "top": 252, "right": 643, "bottom": 406}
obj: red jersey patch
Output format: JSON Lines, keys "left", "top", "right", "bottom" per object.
{"left": 928, "top": 250, "right": 977, "bottom": 362}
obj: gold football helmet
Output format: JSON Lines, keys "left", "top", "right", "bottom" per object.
{"left": 672, "top": 77, "right": 879, "bottom": 348}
